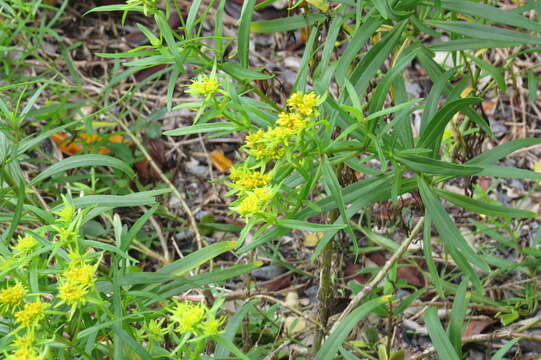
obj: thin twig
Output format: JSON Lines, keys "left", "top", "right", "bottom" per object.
{"left": 144, "top": 207, "right": 171, "bottom": 263}
{"left": 251, "top": 294, "right": 324, "bottom": 330}
{"left": 330, "top": 217, "right": 425, "bottom": 332}
{"left": 113, "top": 115, "right": 204, "bottom": 251}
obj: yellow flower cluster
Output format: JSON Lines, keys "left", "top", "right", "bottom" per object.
{"left": 14, "top": 301, "right": 47, "bottom": 327}
{"left": 235, "top": 187, "right": 272, "bottom": 217}
{"left": 12, "top": 235, "right": 38, "bottom": 255}
{"left": 187, "top": 74, "right": 220, "bottom": 97}
{"left": 0, "top": 283, "right": 26, "bottom": 307}
{"left": 169, "top": 301, "right": 224, "bottom": 336}
{"left": 54, "top": 201, "right": 75, "bottom": 224}
{"left": 287, "top": 92, "right": 320, "bottom": 116}
{"left": 58, "top": 262, "right": 96, "bottom": 306}
{"left": 230, "top": 167, "right": 271, "bottom": 191}
{"left": 243, "top": 91, "right": 320, "bottom": 161}
{"left": 6, "top": 334, "right": 40, "bottom": 360}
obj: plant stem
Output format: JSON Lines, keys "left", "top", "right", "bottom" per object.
{"left": 330, "top": 216, "right": 425, "bottom": 333}
{"left": 313, "top": 236, "right": 334, "bottom": 353}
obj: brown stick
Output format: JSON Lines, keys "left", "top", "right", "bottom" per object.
{"left": 330, "top": 217, "right": 425, "bottom": 333}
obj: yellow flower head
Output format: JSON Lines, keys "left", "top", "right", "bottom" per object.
{"left": 126, "top": 0, "right": 157, "bottom": 15}
{"left": 6, "top": 347, "right": 40, "bottom": 360}
{"left": 202, "top": 316, "right": 225, "bottom": 336}
{"left": 187, "top": 75, "right": 220, "bottom": 97}
{"left": 64, "top": 264, "right": 95, "bottom": 287}
{"left": 235, "top": 187, "right": 272, "bottom": 217}
{"left": 12, "top": 235, "right": 38, "bottom": 255}
{"left": 276, "top": 112, "right": 307, "bottom": 131}
{"left": 169, "top": 302, "right": 206, "bottom": 333}
{"left": 56, "top": 227, "right": 77, "bottom": 244}
{"left": 14, "top": 301, "right": 47, "bottom": 327}
{"left": 146, "top": 318, "right": 167, "bottom": 341}
{"left": 54, "top": 201, "right": 75, "bottom": 223}
{"left": 12, "top": 333, "right": 35, "bottom": 350}
{"left": 244, "top": 129, "right": 288, "bottom": 160}
{"left": 230, "top": 167, "right": 271, "bottom": 191}
{"left": 287, "top": 92, "right": 320, "bottom": 116}
{"left": 0, "top": 283, "right": 26, "bottom": 306}
{"left": 58, "top": 282, "right": 88, "bottom": 305}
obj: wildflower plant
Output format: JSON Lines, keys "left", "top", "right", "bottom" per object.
{"left": 0, "top": 196, "right": 252, "bottom": 359}
{"left": 4, "top": 0, "right": 541, "bottom": 359}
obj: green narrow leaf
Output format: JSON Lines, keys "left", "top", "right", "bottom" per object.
{"left": 293, "top": 25, "right": 319, "bottom": 93}
{"left": 417, "top": 177, "right": 489, "bottom": 273}
{"left": 467, "top": 138, "right": 541, "bottom": 165}
{"left": 418, "top": 98, "right": 482, "bottom": 151}
{"left": 238, "top": 0, "right": 256, "bottom": 68}
{"left": 351, "top": 20, "right": 408, "bottom": 98}
{"left": 427, "top": 20, "right": 541, "bottom": 45}
{"left": 30, "top": 154, "right": 135, "bottom": 185}
{"left": 420, "top": 68, "right": 455, "bottom": 134}
{"left": 315, "top": 297, "right": 386, "bottom": 360}
{"left": 467, "top": 54, "right": 506, "bottom": 93}
{"left": 314, "top": 14, "right": 345, "bottom": 90}
{"left": 112, "top": 325, "right": 152, "bottom": 360}
{"left": 477, "top": 165, "right": 541, "bottom": 181}
{"left": 424, "top": 307, "right": 461, "bottom": 360}
{"left": 163, "top": 122, "right": 242, "bottom": 136}
{"left": 16, "top": 121, "right": 78, "bottom": 156}
{"left": 436, "top": 189, "right": 536, "bottom": 218}
{"left": 396, "top": 154, "right": 482, "bottom": 176}
{"left": 490, "top": 338, "right": 521, "bottom": 360}
{"left": 185, "top": 0, "right": 203, "bottom": 38}
{"left": 66, "top": 190, "right": 169, "bottom": 209}
{"left": 214, "top": 302, "right": 254, "bottom": 358}
{"left": 250, "top": 14, "right": 326, "bottom": 33}
{"left": 321, "top": 157, "right": 357, "bottom": 253}
{"left": 158, "top": 241, "right": 237, "bottom": 276}
{"left": 448, "top": 277, "right": 469, "bottom": 356}
{"left": 222, "top": 61, "right": 273, "bottom": 81}
{"left": 436, "top": 0, "right": 541, "bottom": 33}
{"left": 428, "top": 39, "right": 519, "bottom": 51}
{"left": 277, "top": 219, "right": 347, "bottom": 232}
{"left": 335, "top": 17, "right": 383, "bottom": 85}
{"left": 528, "top": 71, "right": 538, "bottom": 103}
{"left": 122, "top": 204, "right": 159, "bottom": 251}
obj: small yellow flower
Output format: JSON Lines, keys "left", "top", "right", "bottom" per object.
{"left": 6, "top": 347, "right": 40, "bottom": 360}
{"left": 12, "top": 333, "right": 35, "bottom": 350}
{"left": 56, "top": 227, "right": 77, "bottom": 244}
{"left": 235, "top": 187, "right": 272, "bottom": 217}
{"left": 54, "top": 201, "right": 75, "bottom": 223}
{"left": 58, "top": 282, "right": 88, "bottom": 305}
{"left": 187, "top": 75, "right": 220, "bottom": 97}
{"left": 64, "top": 264, "right": 95, "bottom": 287}
{"left": 276, "top": 112, "right": 308, "bottom": 131}
{"left": 202, "top": 316, "right": 225, "bottom": 336}
{"left": 230, "top": 168, "right": 271, "bottom": 191}
{"left": 145, "top": 318, "right": 167, "bottom": 341}
{"left": 170, "top": 302, "right": 206, "bottom": 333}
{"left": 12, "top": 235, "right": 38, "bottom": 254}
{"left": 287, "top": 92, "right": 320, "bottom": 116}
{"left": 0, "top": 256, "right": 16, "bottom": 271}
{"left": 14, "top": 301, "right": 47, "bottom": 327}
{"left": 244, "top": 129, "right": 288, "bottom": 160}
{"left": 126, "top": 0, "right": 157, "bottom": 15}
{"left": 0, "top": 283, "right": 26, "bottom": 306}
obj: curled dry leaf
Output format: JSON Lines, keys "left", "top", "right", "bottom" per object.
{"left": 304, "top": 232, "right": 323, "bottom": 248}
{"left": 463, "top": 318, "right": 496, "bottom": 338}
{"left": 51, "top": 131, "right": 125, "bottom": 156}
{"left": 210, "top": 149, "right": 233, "bottom": 171}
{"left": 284, "top": 316, "right": 306, "bottom": 334}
